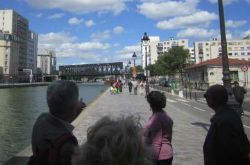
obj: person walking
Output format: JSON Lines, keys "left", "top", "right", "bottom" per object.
{"left": 140, "top": 81, "right": 145, "bottom": 96}
{"left": 128, "top": 80, "right": 133, "bottom": 94}
{"left": 232, "top": 81, "right": 247, "bottom": 115}
{"left": 144, "top": 91, "right": 173, "bottom": 165}
{"left": 28, "top": 80, "right": 86, "bottom": 165}
{"left": 203, "top": 85, "right": 250, "bottom": 165}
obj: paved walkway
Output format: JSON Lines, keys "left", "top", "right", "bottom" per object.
{"left": 73, "top": 88, "right": 207, "bottom": 165}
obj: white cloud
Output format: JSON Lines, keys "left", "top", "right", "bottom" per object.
{"left": 208, "top": 0, "right": 238, "bottom": 5}
{"left": 68, "top": 17, "right": 84, "bottom": 25}
{"left": 137, "top": 0, "right": 199, "bottom": 20}
{"left": 116, "top": 44, "right": 141, "bottom": 61}
{"left": 177, "top": 28, "right": 219, "bottom": 38}
{"left": 24, "top": 0, "right": 126, "bottom": 15}
{"left": 48, "top": 13, "right": 64, "bottom": 19}
{"left": 226, "top": 20, "right": 247, "bottom": 28}
{"left": 242, "top": 29, "right": 250, "bottom": 37}
{"left": 113, "top": 26, "right": 124, "bottom": 34}
{"left": 91, "top": 30, "right": 111, "bottom": 42}
{"left": 156, "top": 11, "right": 218, "bottom": 29}
{"left": 38, "top": 32, "right": 111, "bottom": 59}
{"left": 85, "top": 20, "right": 95, "bottom": 27}
{"left": 36, "top": 13, "right": 43, "bottom": 18}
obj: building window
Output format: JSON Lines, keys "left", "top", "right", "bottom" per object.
{"left": 241, "top": 52, "right": 245, "bottom": 55}
{"left": 228, "top": 53, "right": 232, "bottom": 56}
{"left": 206, "top": 43, "right": 209, "bottom": 46}
{"left": 235, "top": 53, "right": 238, "bottom": 55}
{"left": 241, "top": 47, "right": 244, "bottom": 50}
{"left": 248, "top": 52, "right": 250, "bottom": 55}
{"left": 228, "top": 47, "right": 232, "bottom": 51}
{"left": 164, "top": 42, "right": 166, "bottom": 45}
{"left": 207, "top": 54, "right": 209, "bottom": 57}
{"left": 247, "top": 47, "right": 250, "bottom": 50}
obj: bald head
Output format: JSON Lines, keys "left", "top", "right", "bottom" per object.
{"left": 204, "top": 85, "right": 228, "bottom": 109}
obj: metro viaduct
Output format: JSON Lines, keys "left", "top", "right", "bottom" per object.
{"left": 59, "top": 62, "right": 124, "bottom": 81}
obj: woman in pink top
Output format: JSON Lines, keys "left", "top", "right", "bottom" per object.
{"left": 144, "top": 91, "right": 173, "bottom": 165}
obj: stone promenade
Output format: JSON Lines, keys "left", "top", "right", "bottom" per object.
{"left": 73, "top": 88, "right": 207, "bottom": 165}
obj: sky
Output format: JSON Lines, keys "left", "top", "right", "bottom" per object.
{"left": 0, "top": 0, "right": 250, "bottom": 66}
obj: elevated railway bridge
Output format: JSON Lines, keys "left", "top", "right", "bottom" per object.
{"left": 59, "top": 62, "right": 124, "bottom": 81}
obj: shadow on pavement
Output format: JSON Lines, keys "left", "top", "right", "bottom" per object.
{"left": 191, "top": 122, "right": 210, "bottom": 132}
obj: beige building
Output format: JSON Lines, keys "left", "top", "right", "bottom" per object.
{"left": 194, "top": 36, "right": 250, "bottom": 64}
{"left": 37, "top": 49, "right": 56, "bottom": 75}
{"left": 0, "top": 9, "right": 37, "bottom": 82}
{"left": 186, "top": 57, "right": 250, "bottom": 88}
{"left": 0, "top": 33, "right": 19, "bottom": 78}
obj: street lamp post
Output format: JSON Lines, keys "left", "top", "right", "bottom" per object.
{"left": 218, "top": 0, "right": 240, "bottom": 111}
{"left": 142, "top": 32, "right": 150, "bottom": 95}
{"left": 132, "top": 52, "right": 137, "bottom": 67}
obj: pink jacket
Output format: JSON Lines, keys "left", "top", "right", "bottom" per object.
{"left": 144, "top": 111, "right": 173, "bottom": 160}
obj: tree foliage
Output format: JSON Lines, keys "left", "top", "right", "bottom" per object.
{"left": 148, "top": 47, "right": 190, "bottom": 76}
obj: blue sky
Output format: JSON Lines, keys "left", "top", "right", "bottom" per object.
{"left": 1, "top": 0, "right": 250, "bottom": 66}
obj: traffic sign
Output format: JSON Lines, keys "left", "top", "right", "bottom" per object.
{"left": 241, "top": 65, "right": 248, "bottom": 72}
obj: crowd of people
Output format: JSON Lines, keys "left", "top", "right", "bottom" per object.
{"left": 27, "top": 80, "right": 249, "bottom": 165}
{"left": 110, "top": 78, "right": 146, "bottom": 96}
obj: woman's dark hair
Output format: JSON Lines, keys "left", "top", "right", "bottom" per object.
{"left": 146, "top": 91, "right": 166, "bottom": 111}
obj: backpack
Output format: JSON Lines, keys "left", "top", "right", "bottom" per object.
{"left": 233, "top": 86, "right": 245, "bottom": 102}
{"left": 28, "top": 133, "right": 78, "bottom": 165}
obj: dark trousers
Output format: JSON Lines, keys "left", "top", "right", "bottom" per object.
{"left": 156, "top": 157, "right": 173, "bottom": 165}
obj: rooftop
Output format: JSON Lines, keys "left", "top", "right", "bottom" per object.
{"left": 187, "top": 57, "right": 250, "bottom": 69}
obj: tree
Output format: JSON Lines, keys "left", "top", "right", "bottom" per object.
{"left": 161, "top": 47, "right": 190, "bottom": 75}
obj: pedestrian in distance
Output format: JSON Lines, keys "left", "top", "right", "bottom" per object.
{"left": 72, "top": 116, "right": 153, "bottom": 165}
{"left": 28, "top": 80, "right": 86, "bottom": 165}
{"left": 128, "top": 80, "right": 133, "bottom": 94}
{"left": 203, "top": 85, "right": 250, "bottom": 165}
{"left": 144, "top": 91, "right": 174, "bottom": 165}
{"left": 140, "top": 81, "right": 145, "bottom": 96}
{"left": 232, "top": 81, "right": 247, "bottom": 116}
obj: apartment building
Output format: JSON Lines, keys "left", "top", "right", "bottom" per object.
{"left": 188, "top": 47, "right": 195, "bottom": 62}
{"left": 156, "top": 37, "right": 189, "bottom": 56}
{"left": 0, "top": 9, "right": 37, "bottom": 82}
{"left": 0, "top": 33, "right": 19, "bottom": 76}
{"left": 194, "top": 36, "right": 250, "bottom": 64}
{"left": 27, "top": 30, "right": 38, "bottom": 74}
{"left": 141, "top": 36, "right": 189, "bottom": 69}
{"left": 37, "top": 49, "right": 56, "bottom": 75}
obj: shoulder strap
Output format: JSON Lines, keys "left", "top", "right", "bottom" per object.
{"left": 48, "top": 133, "right": 78, "bottom": 165}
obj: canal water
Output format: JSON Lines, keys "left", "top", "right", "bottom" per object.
{"left": 0, "top": 84, "right": 107, "bottom": 164}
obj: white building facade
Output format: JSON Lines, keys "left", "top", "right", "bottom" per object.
{"left": 194, "top": 37, "right": 250, "bottom": 64}
{"left": 141, "top": 35, "right": 189, "bottom": 70}
{"left": 37, "top": 49, "right": 56, "bottom": 75}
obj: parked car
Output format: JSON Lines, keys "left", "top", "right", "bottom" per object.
{"left": 159, "top": 79, "right": 171, "bottom": 87}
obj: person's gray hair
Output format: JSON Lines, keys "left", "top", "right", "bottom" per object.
{"left": 72, "top": 116, "right": 153, "bottom": 165}
{"left": 47, "top": 80, "right": 79, "bottom": 116}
